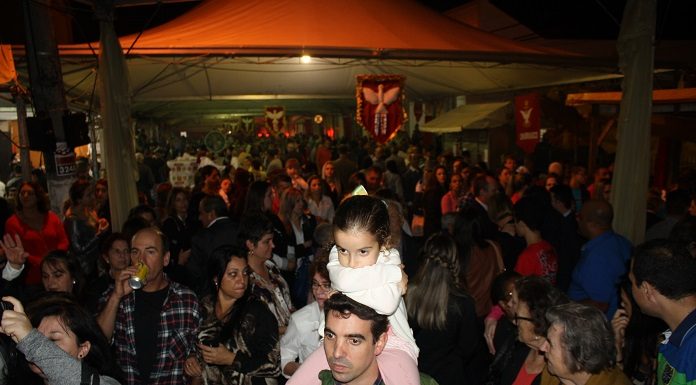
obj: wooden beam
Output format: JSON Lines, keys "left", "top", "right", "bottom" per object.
{"left": 566, "top": 87, "right": 696, "bottom": 106}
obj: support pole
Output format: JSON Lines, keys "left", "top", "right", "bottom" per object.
{"left": 22, "top": 0, "right": 76, "bottom": 214}
{"left": 611, "top": 0, "right": 656, "bottom": 244}
{"left": 94, "top": 0, "right": 139, "bottom": 231}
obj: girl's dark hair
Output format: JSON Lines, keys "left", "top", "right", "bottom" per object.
{"left": 166, "top": 187, "right": 190, "bottom": 217}
{"left": 333, "top": 195, "right": 390, "bottom": 247}
{"left": 69, "top": 180, "right": 92, "bottom": 207}
{"left": 490, "top": 270, "right": 522, "bottom": 304}
{"left": 244, "top": 181, "right": 271, "bottom": 214}
{"left": 16, "top": 181, "right": 50, "bottom": 213}
{"left": 238, "top": 213, "right": 275, "bottom": 248}
{"left": 40, "top": 251, "right": 85, "bottom": 299}
{"left": 26, "top": 293, "right": 124, "bottom": 382}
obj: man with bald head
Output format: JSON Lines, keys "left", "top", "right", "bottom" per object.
{"left": 97, "top": 227, "right": 201, "bottom": 385}
{"left": 568, "top": 200, "right": 632, "bottom": 319}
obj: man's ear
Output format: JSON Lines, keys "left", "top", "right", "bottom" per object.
{"left": 162, "top": 251, "right": 171, "bottom": 267}
{"left": 374, "top": 331, "right": 388, "bottom": 356}
{"left": 641, "top": 281, "right": 659, "bottom": 304}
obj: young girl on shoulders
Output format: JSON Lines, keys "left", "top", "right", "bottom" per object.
{"left": 288, "top": 194, "right": 419, "bottom": 385}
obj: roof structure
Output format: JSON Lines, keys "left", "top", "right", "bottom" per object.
{"left": 61, "top": 0, "right": 582, "bottom": 62}
{"left": 19, "top": 0, "right": 623, "bottom": 131}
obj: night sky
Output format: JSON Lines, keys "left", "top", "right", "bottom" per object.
{"left": 1, "top": 0, "right": 695, "bottom": 45}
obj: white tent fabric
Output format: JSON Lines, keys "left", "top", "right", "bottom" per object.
{"left": 420, "top": 102, "right": 510, "bottom": 133}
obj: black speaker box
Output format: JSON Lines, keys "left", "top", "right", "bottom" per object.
{"left": 27, "top": 112, "right": 90, "bottom": 151}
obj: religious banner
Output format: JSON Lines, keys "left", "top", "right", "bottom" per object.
{"left": 241, "top": 117, "right": 255, "bottom": 134}
{"left": 514, "top": 93, "right": 541, "bottom": 154}
{"left": 265, "top": 106, "right": 285, "bottom": 134}
{"left": 356, "top": 75, "right": 406, "bottom": 144}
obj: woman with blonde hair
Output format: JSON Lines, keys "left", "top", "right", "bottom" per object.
{"left": 320, "top": 161, "right": 341, "bottom": 207}
{"left": 278, "top": 188, "right": 316, "bottom": 307}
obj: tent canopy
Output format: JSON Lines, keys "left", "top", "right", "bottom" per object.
{"left": 30, "top": 0, "right": 620, "bottom": 131}
{"left": 421, "top": 102, "right": 511, "bottom": 133}
{"left": 61, "top": 0, "right": 581, "bottom": 62}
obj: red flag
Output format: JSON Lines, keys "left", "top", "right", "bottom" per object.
{"left": 514, "top": 93, "right": 541, "bottom": 154}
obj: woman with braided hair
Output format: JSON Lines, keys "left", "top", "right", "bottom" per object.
{"left": 406, "top": 233, "right": 482, "bottom": 385}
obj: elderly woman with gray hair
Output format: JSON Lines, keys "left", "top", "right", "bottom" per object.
{"left": 539, "top": 302, "right": 631, "bottom": 385}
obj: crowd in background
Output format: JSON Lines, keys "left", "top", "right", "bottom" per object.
{"left": 0, "top": 131, "right": 693, "bottom": 385}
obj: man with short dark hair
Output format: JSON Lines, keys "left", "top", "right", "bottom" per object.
{"left": 471, "top": 175, "right": 498, "bottom": 212}
{"left": 319, "top": 293, "right": 436, "bottom": 385}
{"left": 188, "top": 195, "right": 238, "bottom": 297}
{"left": 568, "top": 200, "right": 631, "bottom": 318}
{"left": 464, "top": 175, "right": 499, "bottom": 240}
{"left": 365, "top": 166, "right": 384, "bottom": 196}
{"left": 97, "top": 227, "right": 200, "bottom": 385}
{"left": 630, "top": 240, "right": 696, "bottom": 385}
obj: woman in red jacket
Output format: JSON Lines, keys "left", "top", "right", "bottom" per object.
{"left": 4, "top": 182, "right": 68, "bottom": 286}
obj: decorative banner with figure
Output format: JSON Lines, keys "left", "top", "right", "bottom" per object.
{"left": 515, "top": 93, "right": 541, "bottom": 154}
{"left": 356, "top": 75, "right": 406, "bottom": 144}
{"left": 265, "top": 106, "right": 285, "bottom": 134}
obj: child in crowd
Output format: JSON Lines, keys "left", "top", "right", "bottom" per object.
{"left": 288, "top": 194, "right": 419, "bottom": 385}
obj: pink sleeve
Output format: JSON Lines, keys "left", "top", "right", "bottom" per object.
{"left": 377, "top": 347, "right": 421, "bottom": 385}
{"left": 287, "top": 345, "right": 327, "bottom": 385}
{"left": 486, "top": 304, "right": 504, "bottom": 321}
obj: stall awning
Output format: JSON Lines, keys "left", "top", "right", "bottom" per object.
{"left": 421, "top": 102, "right": 510, "bottom": 133}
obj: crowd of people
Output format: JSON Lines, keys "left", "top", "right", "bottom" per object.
{"left": 0, "top": 133, "right": 694, "bottom": 385}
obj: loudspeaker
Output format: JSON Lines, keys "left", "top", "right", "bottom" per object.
{"left": 27, "top": 115, "right": 55, "bottom": 152}
{"left": 64, "top": 112, "right": 90, "bottom": 148}
{"left": 26, "top": 112, "right": 90, "bottom": 151}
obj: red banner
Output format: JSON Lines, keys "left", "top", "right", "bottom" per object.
{"left": 356, "top": 75, "right": 406, "bottom": 144}
{"left": 514, "top": 93, "right": 541, "bottom": 154}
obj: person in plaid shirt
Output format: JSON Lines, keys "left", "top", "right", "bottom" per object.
{"left": 97, "top": 227, "right": 201, "bottom": 385}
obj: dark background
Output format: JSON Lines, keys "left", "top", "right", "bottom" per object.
{"left": 1, "top": 0, "right": 695, "bottom": 45}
